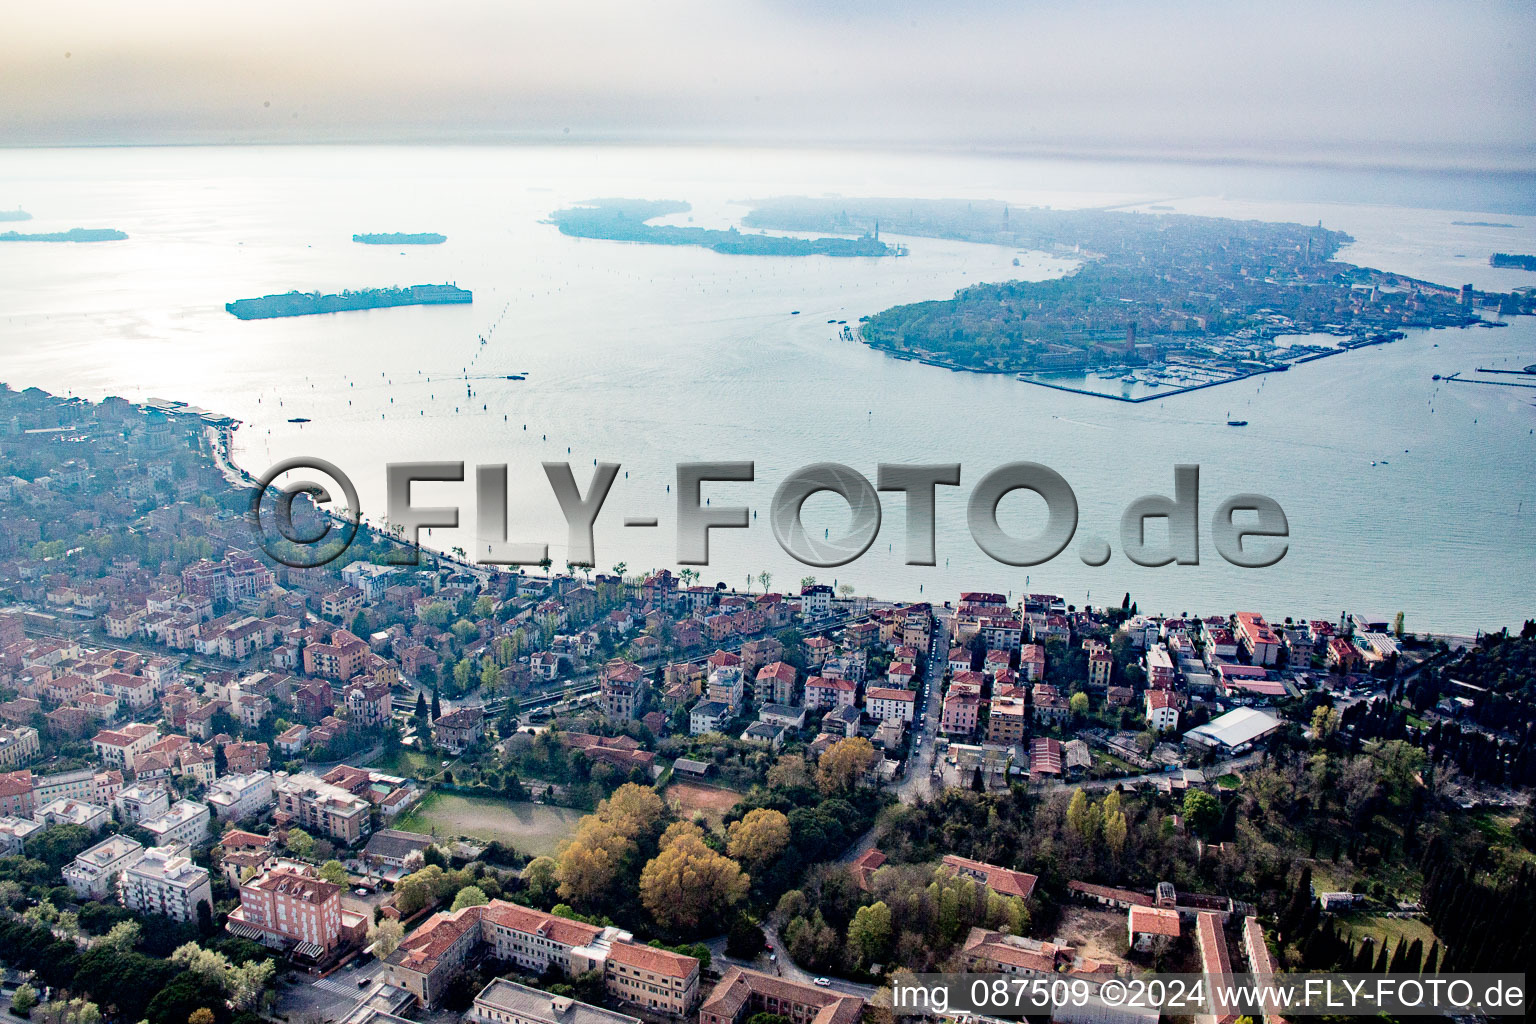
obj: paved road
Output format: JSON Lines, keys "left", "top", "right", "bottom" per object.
{"left": 274, "top": 958, "right": 389, "bottom": 1024}
{"left": 739, "top": 924, "right": 877, "bottom": 1000}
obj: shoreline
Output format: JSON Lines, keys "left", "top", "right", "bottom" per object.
{"left": 859, "top": 321, "right": 1500, "bottom": 402}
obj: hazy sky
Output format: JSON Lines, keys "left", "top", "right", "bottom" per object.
{"left": 4, "top": 0, "right": 1533, "bottom": 168}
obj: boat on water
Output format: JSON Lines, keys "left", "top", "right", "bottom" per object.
{"left": 1121, "top": 375, "right": 1137, "bottom": 383}
{"left": 1227, "top": 419, "right": 1248, "bottom": 426}
{"left": 288, "top": 417, "right": 311, "bottom": 423}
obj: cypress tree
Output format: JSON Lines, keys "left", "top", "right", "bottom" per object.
{"left": 1423, "top": 941, "right": 1439, "bottom": 973}
{"left": 1353, "top": 938, "right": 1376, "bottom": 972}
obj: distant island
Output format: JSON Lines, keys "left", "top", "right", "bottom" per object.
{"left": 548, "top": 198, "right": 902, "bottom": 257}
{"left": 1491, "top": 253, "right": 1536, "bottom": 271}
{"left": 0, "top": 209, "right": 31, "bottom": 222}
{"left": 1454, "top": 221, "right": 1516, "bottom": 228}
{"left": 353, "top": 232, "right": 447, "bottom": 245}
{"left": 0, "top": 227, "right": 126, "bottom": 242}
{"left": 226, "top": 283, "right": 472, "bottom": 319}
{"left": 741, "top": 197, "right": 1535, "bottom": 395}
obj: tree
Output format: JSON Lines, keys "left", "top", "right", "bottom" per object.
{"left": 318, "top": 860, "right": 349, "bottom": 885}
{"left": 727, "top": 915, "right": 767, "bottom": 958}
{"left": 394, "top": 871, "right": 440, "bottom": 917}
{"left": 556, "top": 819, "right": 634, "bottom": 907}
{"left": 284, "top": 827, "right": 315, "bottom": 859}
{"left": 189, "top": 1009, "right": 216, "bottom": 1024}
{"left": 639, "top": 833, "right": 749, "bottom": 931}
{"left": 12, "top": 983, "right": 38, "bottom": 1016}
{"left": 1103, "top": 801, "right": 1129, "bottom": 856}
{"left": 196, "top": 899, "right": 213, "bottom": 936}
{"left": 726, "top": 808, "right": 791, "bottom": 870}
{"left": 1069, "top": 691, "right": 1090, "bottom": 716}
{"left": 370, "top": 918, "right": 406, "bottom": 958}
{"left": 817, "top": 737, "right": 877, "bottom": 794}
{"left": 523, "top": 857, "right": 560, "bottom": 905}
{"left": 431, "top": 688, "right": 442, "bottom": 720}
{"left": 1183, "top": 790, "right": 1221, "bottom": 838}
{"left": 102, "top": 920, "right": 141, "bottom": 952}
{"left": 846, "top": 901, "right": 893, "bottom": 967}
{"left": 1311, "top": 705, "right": 1341, "bottom": 740}
{"left": 451, "top": 885, "right": 489, "bottom": 911}
{"left": 766, "top": 755, "right": 812, "bottom": 790}
{"left": 34, "top": 1000, "right": 101, "bottom": 1024}
{"left": 597, "top": 783, "right": 667, "bottom": 841}
{"left": 1066, "top": 790, "right": 1093, "bottom": 837}
{"left": 414, "top": 691, "right": 428, "bottom": 719}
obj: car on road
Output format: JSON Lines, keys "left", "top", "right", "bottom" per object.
{"left": 814, "top": 978, "right": 831, "bottom": 987}
{"left": 357, "top": 978, "right": 369, "bottom": 988}
{"left": 768, "top": 953, "right": 777, "bottom": 962}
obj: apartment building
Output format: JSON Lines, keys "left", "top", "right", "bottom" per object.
{"left": 863, "top": 687, "right": 915, "bottom": 724}
{"left": 142, "top": 799, "right": 212, "bottom": 847}
{"left": 273, "top": 772, "right": 371, "bottom": 844}
{"left": 62, "top": 833, "right": 145, "bottom": 898}
{"left": 227, "top": 865, "right": 357, "bottom": 956}
{"left": 34, "top": 797, "right": 110, "bottom": 832}
{"left": 207, "top": 770, "right": 275, "bottom": 822}
{"left": 91, "top": 723, "right": 160, "bottom": 769}
{"left": 114, "top": 782, "right": 172, "bottom": 823}
{"left": 121, "top": 845, "right": 213, "bottom": 922}
{"left": 0, "top": 815, "right": 42, "bottom": 855}
{"left": 0, "top": 726, "right": 40, "bottom": 768}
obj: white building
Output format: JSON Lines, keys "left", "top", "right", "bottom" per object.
{"left": 33, "top": 797, "right": 110, "bottom": 832}
{"left": 0, "top": 815, "right": 43, "bottom": 855}
{"left": 1144, "top": 690, "right": 1180, "bottom": 733}
{"left": 863, "top": 686, "right": 916, "bottom": 723}
{"left": 114, "top": 783, "right": 172, "bottom": 824}
{"left": 1184, "top": 707, "right": 1283, "bottom": 753}
{"left": 689, "top": 700, "right": 731, "bottom": 736}
{"left": 705, "top": 665, "right": 745, "bottom": 711}
{"left": 63, "top": 834, "right": 145, "bottom": 899}
{"left": 142, "top": 799, "right": 212, "bottom": 848}
{"left": 121, "top": 844, "right": 213, "bottom": 922}
{"left": 206, "top": 770, "right": 275, "bottom": 822}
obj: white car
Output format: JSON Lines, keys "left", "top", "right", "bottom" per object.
{"left": 814, "top": 978, "right": 831, "bottom": 987}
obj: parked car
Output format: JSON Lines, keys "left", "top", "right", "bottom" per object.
{"left": 814, "top": 978, "right": 831, "bottom": 987}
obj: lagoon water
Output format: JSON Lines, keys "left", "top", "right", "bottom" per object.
{"left": 1, "top": 145, "right": 1533, "bottom": 633}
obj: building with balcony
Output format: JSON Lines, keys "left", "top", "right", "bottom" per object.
{"left": 121, "top": 844, "right": 213, "bottom": 922}
{"left": 62, "top": 833, "right": 145, "bottom": 898}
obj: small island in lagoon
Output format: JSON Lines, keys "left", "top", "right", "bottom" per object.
{"left": 1490, "top": 253, "right": 1536, "bottom": 271}
{"left": 353, "top": 232, "right": 447, "bottom": 245}
{"left": 548, "top": 198, "right": 902, "bottom": 256}
{"left": 0, "top": 209, "right": 32, "bottom": 222}
{"left": 225, "top": 283, "right": 472, "bottom": 319}
{"left": 0, "top": 227, "right": 126, "bottom": 242}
